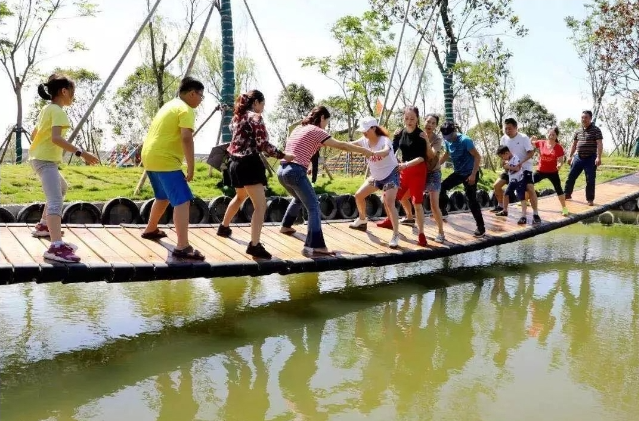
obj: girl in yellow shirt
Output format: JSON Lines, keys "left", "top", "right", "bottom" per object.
{"left": 30, "top": 74, "right": 99, "bottom": 263}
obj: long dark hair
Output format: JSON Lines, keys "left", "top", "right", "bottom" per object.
{"left": 233, "top": 89, "right": 264, "bottom": 122}
{"left": 37, "top": 74, "right": 75, "bottom": 101}
{"left": 301, "top": 105, "right": 331, "bottom": 127}
{"left": 373, "top": 126, "right": 390, "bottom": 137}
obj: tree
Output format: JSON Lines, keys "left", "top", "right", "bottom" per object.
{"left": 508, "top": 96, "right": 557, "bottom": 138}
{"left": 269, "top": 83, "right": 315, "bottom": 145}
{"left": 109, "top": 65, "right": 179, "bottom": 144}
{"left": 558, "top": 118, "right": 580, "bottom": 145}
{"left": 193, "top": 36, "right": 256, "bottom": 102}
{"left": 0, "top": 0, "right": 97, "bottom": 163}
{"left": 468, "top": 120, "right": 501, "bottom": 166}
{"left": 389, "top": 39, "right": 433, "bottom": 112}
{"left": 300, "top": 11, "right": 396, "bottom": 140}
{"left": 565, "top": 11, "right": 615, "bottom": 123}
{"left": 372, "top": 0, "right": 527, "bottom": 121}
{"left": 142, "top": 0, "right": 199, "bottom": 112}
{"left": 0, "top": 1, "right": 11, "bottom": 47}
{"left": 586, "top": 0, "right": 639, "bottom": 98}
{"left": 28, "top": 67, "right": 104, "bottom": 158}
{"left": 600, "top": 97, "right": 639, "bottom": 156}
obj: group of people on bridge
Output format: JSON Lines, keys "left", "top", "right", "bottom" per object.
{"left": 28, "top": 75, "right": 604, "bottom": 263}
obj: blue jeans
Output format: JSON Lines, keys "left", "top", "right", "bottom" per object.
{"left": 564, "top": 154, "right": 596, "bottom": 201}
{"left": 278, "top": 163, "right": 326, "bottom": 249}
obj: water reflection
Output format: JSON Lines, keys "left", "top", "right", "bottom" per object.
{"left": 0, "top": 225, "right": 638, "bottom": 420}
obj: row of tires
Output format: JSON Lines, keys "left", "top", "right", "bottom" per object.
{"left": 1, "top": 189, "right": 637, "bottom": 225}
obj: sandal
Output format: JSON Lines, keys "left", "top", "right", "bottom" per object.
{"left": 141, "top": 229, "right": 167, "bottom": 240}
{"left": 172, "top": 245, "right": 205, "bottom": 260}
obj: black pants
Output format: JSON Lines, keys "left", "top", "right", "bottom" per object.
{"left": 310, "top": 151, "right": 320, "bottom": 183}
{"left": 533, "top": 171, "right": 564, "bottom": 196}
{"left": 439, "top": 172, "right": 485, "bottom": 230}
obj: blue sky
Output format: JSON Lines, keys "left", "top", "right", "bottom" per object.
{"left": 0, "top": 0, "right": 603, "bottom": 154}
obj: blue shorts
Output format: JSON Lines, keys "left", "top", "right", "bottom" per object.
{"left": 425, "top": 170, "right": 442, "bottom": 192}
{"left": 147, "top": 170, "right": 194, "bottom": 206}
{"left": 373, "top": 167, "right": 400, "bottom": 191}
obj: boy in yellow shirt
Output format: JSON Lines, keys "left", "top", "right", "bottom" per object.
{"left": 140, "top": 77, "right": 205, "bottom": 260}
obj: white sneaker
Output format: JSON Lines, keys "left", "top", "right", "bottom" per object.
{"left": 349, "top": 218, "right": 368, "bottom": 231}
{"left": 389, "top": 233, "right": 399, "bottom": 249}
{"left": 435, "top": 233, "right": 445, "bottom": 243}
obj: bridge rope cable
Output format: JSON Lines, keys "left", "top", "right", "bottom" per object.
{"left": 379, "top": 0, "right": 412, "bottom": 120}
{"left": 134, "top": 0, "right": 219, "bottom": 195}
{"left": 65, "top": 0, "right": 164, "bottom": 148}
{"left": 382, "top": 6, "right": 439, "bottom": 126}
{"left": 412, "top": 18, "right": 438, "bottom": 106}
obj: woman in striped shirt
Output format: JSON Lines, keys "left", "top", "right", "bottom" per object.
{"left": 278, "top": 106, "right": 380, "bottom": 256}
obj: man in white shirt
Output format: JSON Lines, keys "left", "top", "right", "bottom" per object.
{"left": 491, "top": 118, "right": 541, "bottom": 224}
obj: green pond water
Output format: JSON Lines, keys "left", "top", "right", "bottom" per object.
{"left": 1, "top": 224, "right": 638, "bottom": 421}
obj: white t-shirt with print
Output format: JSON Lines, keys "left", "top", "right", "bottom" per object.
{"left": 500, "top": 132, "right": 534, "bottom": 172}
{"left": 507, "top": 155, "right": 523, "bottom": 182}
{"left": 353, "top": 135, "right": 397, "bottom": 180}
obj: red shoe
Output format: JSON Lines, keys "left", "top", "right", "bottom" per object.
{"left": 44, "top": 243, "right": 81, "bottom": 263}
{"left": 418, "top": 233, "right": 427, "bottom": 247}
{"left": 376, "top": 218, "right": 393, "bottom": 229}
{"left": 32, "top": 223, "right": 64, "bottom": 238}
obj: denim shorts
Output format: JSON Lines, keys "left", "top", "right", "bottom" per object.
{"left": 425, "top": 170, "right": 442, "bottom": 192}
{"left": 372, "top": 167, "right": 400, "bottom": 191}
{"left": 147, "top": 170, "right": 194, "bottom": 207}
{"left": 506, "top": 178, "right": 527, "bottom": 201}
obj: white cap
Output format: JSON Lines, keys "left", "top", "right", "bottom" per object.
{"left": 358, "top": 116, "right": 378, "bottom": 132}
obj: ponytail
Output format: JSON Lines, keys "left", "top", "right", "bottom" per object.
{"left": 37, "top": 74, "right": 74, "bottom": 102}
{"left": 374, "top": 126, "right": 390, "bottom": 137}
{"left": 302, "top": 105, "right": 331, "bottom": 127}
{"left": 233, "top": 89, "right": 264, "bottom": 122}
{"left": 37, "top": 84, "right": 52, "bottom": 101}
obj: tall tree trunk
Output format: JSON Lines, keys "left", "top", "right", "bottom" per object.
{"left": 220, "top": 0, "right": 235, "bottom": 143}
{"left": 440, "top": 0, "right": 457, "bottom": 122}
{"left": 15, "top": 80, "right": 23, "bottom": 164}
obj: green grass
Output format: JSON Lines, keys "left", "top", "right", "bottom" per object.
{"left": 0, "top": 156, "right": 636, "bottom": 204}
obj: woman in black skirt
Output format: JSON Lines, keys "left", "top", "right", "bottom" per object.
{"left": 217, "top": 89, "right": 294, "bottom": 259}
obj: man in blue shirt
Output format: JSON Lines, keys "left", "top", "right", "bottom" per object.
{"left": 438, "top": 120, "right": 486, "bottom": 237}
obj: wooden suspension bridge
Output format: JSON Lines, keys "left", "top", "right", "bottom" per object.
{"left": 1, "top": 172, "right": 638, "bottom": 285}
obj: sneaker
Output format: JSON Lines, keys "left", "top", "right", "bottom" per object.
{"left": 490, "top": 205, "right": 503, "bottom": 213}
{"left": 565, "top": 195, "right": 572, "bottom": 200}
{"left": 349, "top": 218, "right": 368, "bottom": 231}
{"left": 217, "top": 225, "right": 232, "bottom": 237}
{"left": 517, "top": 216, "right": 527, "bottom": 225}
{"left": 587, "top": 201, "right": 594, "bottom": 206}
{"left": 495, "top": 210, "right": 508, "bottom": 217}
{"left": 400, "top": 217, "right": 415, "bottom": 225}
{"left": 532, "top": 214, "right": 542, "bottom": 225}
{"left": 418, "top": 233, "right": 427, "bottom": 247}
{"left": 376, "top": 218, "right": 393, "bottom": 230}
{"left": 389, "top": 233, "right": 399, "bottom": 249}
{"left": 561, "top": 207, "right": 569, "bottom": 217}
{"left": 435, "top": 233, "right": 445, "bottom": 243}
{"left": 43, "top": 243, "right": 80, "bottom": 263}
{"left": 246, "top": 242, "right": 272, "bottom": 259}
{"left": 473, "top": 228, "right": 486, "bottom": 238}
{"left": 32, "top": 223, "right": 64, "bottom": 238}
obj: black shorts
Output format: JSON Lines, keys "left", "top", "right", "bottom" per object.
{"left": 229, "top": 153, "right": 267, "bottom": 188}
{"left": 506, "top": 178, "right": 527, "bottom": 201}
{"left": 533, "top": 171, "right": 564, "bottom": 195}
{"left": 499, "top": 171, "right": 509, "bottom": 182}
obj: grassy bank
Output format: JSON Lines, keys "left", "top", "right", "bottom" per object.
{"left": 0, "top": 157, "right": 636, "bottom": 204}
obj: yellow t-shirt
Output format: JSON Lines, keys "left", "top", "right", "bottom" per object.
{"left": 29, "top": 104, "right": 71, "bottom": 162}
{"left": 141, "top": 98, "right": 195, "bottom": 171}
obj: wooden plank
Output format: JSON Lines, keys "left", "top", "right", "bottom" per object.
{"left": 0, "top": 226, "right": 38, "bottom": 265}
{"left": 7, "top": 226, "right": 49, "bottom": 264}
{"left": 68, "top": 227, "right": 129, "bottom": 263}
{"left": 236, "top": 225, "right": 305, "bottom": 260}
{"left": 258, "top": 226, "right": 316, "bottom": 262}
{"left": 322, "top": 223, "right": 390, "bottom": 255}
{"left": 54, "top": 226, "right": 105, "bottom": 263}
{"left": 227, "top": 225, "right": 288, "bottom": 261}
{"left": 195, "top": 227, "right": 255, "bottom": 262}
{"left": 88, "top": 227, "right": 149, "bottom": 264}
{"left": 122, "top": 227, "right": 177, "bottom": 261}
{"left": 164, "top": 228, "right": 234, "bottom": 262}
{"left": 109, "top": 227, "right": 165, "bottom": 262}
